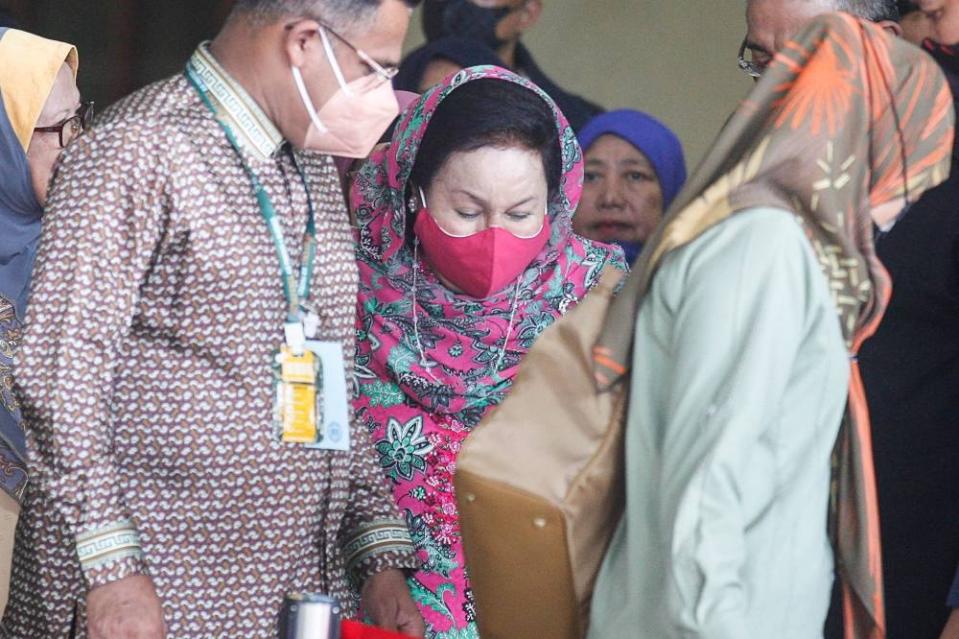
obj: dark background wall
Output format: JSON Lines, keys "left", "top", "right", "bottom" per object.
{"left": 3, "top": 0, "right": 234, "bottom": 107}
{"left": 4, "top": 1, "right": 747, "bottom": 164}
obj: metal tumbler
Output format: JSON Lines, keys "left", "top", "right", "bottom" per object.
{"left": 278, "top": 593, "right": 342, "bottom": 639}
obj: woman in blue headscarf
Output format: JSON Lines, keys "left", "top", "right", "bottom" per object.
{"left": 0, "top": 27, "right": 82, "bottom": 505}
{"left": 575, "top": 109, "right": 687, "bottom": 264}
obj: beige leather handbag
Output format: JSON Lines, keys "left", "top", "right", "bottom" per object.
{"left": 455, "top": 267, "right": 627, "bottom": 639}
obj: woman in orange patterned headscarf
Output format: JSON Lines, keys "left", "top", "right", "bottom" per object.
{"left": 588, "top": 13, "right": 953, "bottom": 639}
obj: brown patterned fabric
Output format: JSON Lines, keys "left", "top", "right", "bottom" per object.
{"left": 2, "top": 66, "right": 416, "bottom": 637}
{"left": 592, "top": 14, "right": 954, "bottom": 639}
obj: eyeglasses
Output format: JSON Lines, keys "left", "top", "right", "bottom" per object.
{"left": 737, "top": 38, "right": 770, "bottom": 79}
{"left": 34, "top": 101, "right": 95, "bottom": 148}
{"left": 318, "top": 23, "right": 399, "bottom": 86}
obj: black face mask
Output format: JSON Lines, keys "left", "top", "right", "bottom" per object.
{"left": 440, "top": 0, "right": 515, "bottom": 50}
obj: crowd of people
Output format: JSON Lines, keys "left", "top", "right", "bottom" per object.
{"left": 0, "top": 0, "right": 957, "bottom": 638}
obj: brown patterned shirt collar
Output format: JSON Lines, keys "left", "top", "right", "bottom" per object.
{"left": 189, "top": 41, "right": 284, "bottom": 162}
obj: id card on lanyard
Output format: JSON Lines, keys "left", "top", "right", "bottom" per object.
{"left": 186, "top": 62, "right": 350, "bottom": 451}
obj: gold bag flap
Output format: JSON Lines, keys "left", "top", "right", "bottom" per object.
{"left": 456, "top": 267, "right": 627, "bottom": 639}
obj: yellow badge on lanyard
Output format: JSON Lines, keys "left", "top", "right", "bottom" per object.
{"left": 273, "top": 346, "right": 323, "bottom": 444}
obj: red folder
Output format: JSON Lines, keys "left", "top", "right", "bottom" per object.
{"left": 341, "top": 619, "right": 414, "bottom": 639}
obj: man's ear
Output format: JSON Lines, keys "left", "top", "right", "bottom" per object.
{"left": 516, "top": 0, "right": 543, "bottom": 33}
{"left": 284, "top": 18, "right": 322, "bottom": 68}
{"left": 878, "top": 19, "right": 905, "bottom": 38}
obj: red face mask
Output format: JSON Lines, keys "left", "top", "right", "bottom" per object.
{"left": 413, "top": 206, "right": 551, "bottom": 299}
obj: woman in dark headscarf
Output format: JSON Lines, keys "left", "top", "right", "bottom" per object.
{"left": 898, "top": 1, "right": 935, "bottom": 44}
{"left": 588, "top": 13, "right": 953, "bottom": 639}
{"left": 393, "top": 36, "right": 503, "bottom": 94}
{"left": 0, "top": 27, "right": 82, "bottom": 505}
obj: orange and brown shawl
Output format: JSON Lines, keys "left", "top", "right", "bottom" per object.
{"left": 593, "top": 13, "right": 954, "bottom": 639}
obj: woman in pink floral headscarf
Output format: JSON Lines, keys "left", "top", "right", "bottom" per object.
{"left": 350, "top": 66, "right": 625, "bottom": 638}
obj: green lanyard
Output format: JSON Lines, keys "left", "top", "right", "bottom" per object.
{"left": 185, "top": 63, "right": 317, "bottom": 324}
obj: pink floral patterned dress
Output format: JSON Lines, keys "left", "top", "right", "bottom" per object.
{"left": 351, "top": 66, "right": 625, "bottom": 638}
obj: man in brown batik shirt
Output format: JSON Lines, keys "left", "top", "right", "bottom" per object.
{"left": 4, "top": 1, "right": 426, "bottom": 637}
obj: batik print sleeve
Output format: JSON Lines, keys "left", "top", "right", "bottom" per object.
{"left": 17, "top": 121, "right": 169, "bottom": 590}
{"left": 653, "top": 209, "right": 839, "bottom": 638}
{"left": 340, "top": 422, "right": 419, "bottom": 584}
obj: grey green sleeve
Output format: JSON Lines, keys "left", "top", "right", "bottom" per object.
{"left": 656, "top": 214, "right": 817, "bottom": 637}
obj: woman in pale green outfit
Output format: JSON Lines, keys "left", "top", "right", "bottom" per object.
{"left": 593, "top": 208, "right": 847, "bottom": 638}
{"left": 588, "top": 14, "right": 955, "bottom": 639}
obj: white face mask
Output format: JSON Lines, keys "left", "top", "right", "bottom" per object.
{"left": 290, "top": 27, "right": 399, "bottom": 158}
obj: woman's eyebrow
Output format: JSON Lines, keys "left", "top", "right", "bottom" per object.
{"left": 505, "top": 196, "right": 536, "bottom": 209}
{"left": 453, "top": 188, "right": 490, "bottom": 205}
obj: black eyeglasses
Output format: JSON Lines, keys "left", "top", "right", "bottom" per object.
{"left": 288, "top": 18, "right": 399, "bottom": 86}
{"left": 320, "top": 24, "right": 399, "bottom": 85}
{"left": 737, "top": 38, "right": 770, "bottom": 79}
{"left": 34, "top": 101, "right": 95, "bottom": 148}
